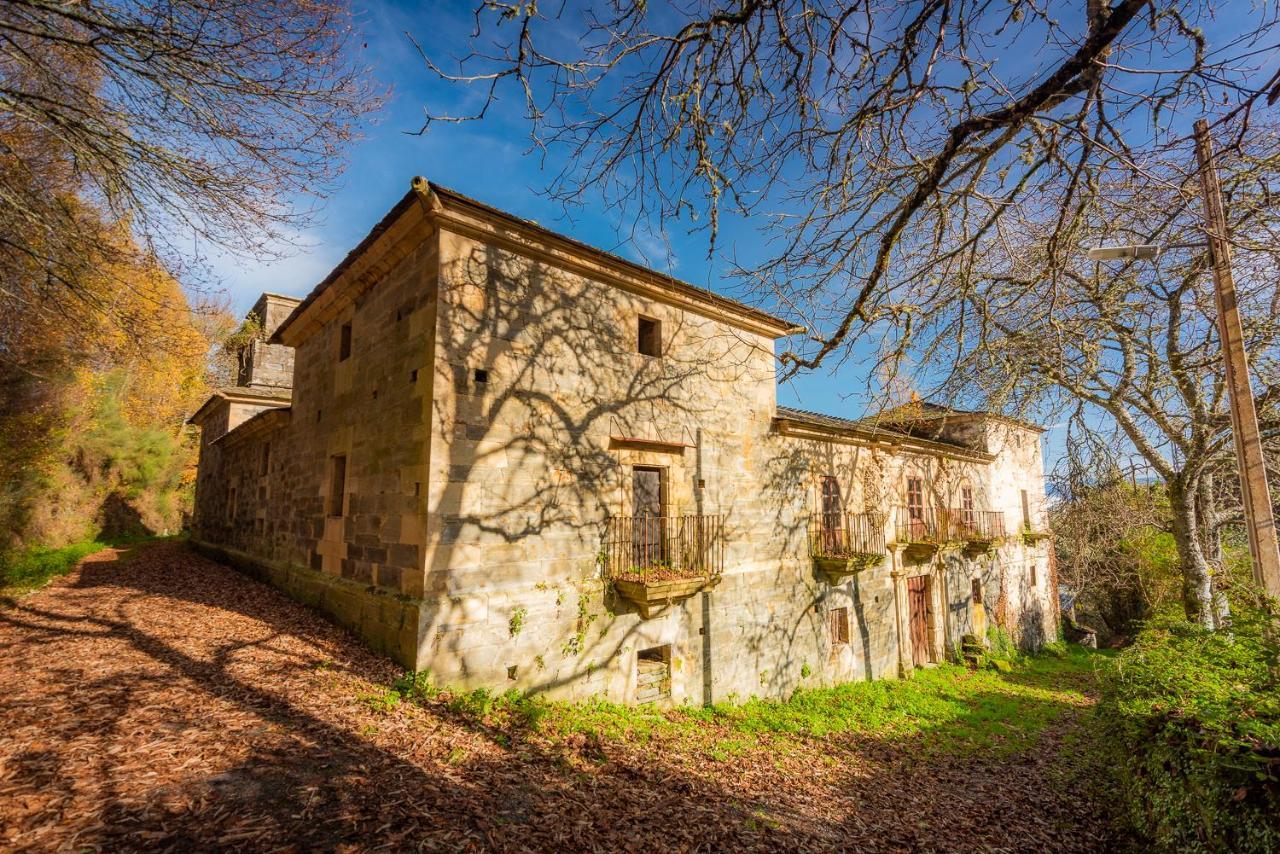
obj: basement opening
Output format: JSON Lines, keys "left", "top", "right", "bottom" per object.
{"left": 636, "top": 645, "right": 672, "bottom": 704}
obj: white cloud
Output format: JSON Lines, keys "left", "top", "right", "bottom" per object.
{"left": 196, "top": 228, "right": 344, "bottom": 314}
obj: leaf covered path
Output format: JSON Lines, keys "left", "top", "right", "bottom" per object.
{"left": 0, "top": 543, "right": 1121, "bottom": 851}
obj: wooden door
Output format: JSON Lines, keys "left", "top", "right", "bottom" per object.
{"left": 632, "top": 467, "right": 665, "bottom": 567}
{"left": 907, "top": 575, "right": 931, "bottom": 666}
{"left": 820, "top": 476, "right": 843, "bottom": 552}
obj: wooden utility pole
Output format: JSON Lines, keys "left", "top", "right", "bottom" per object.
{"left": 1194, "top": 119, "right": 1280, "bottom": 600}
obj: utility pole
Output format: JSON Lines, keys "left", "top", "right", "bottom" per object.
{"left": 1193, "top": 118, "right": 1280, "bottom": 600}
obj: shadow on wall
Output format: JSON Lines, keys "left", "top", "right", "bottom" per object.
{"left": 0, "top": 544, "right": 1117, "bottom": 850}
{"left": 425, "top": 242, "right": 780, "bottom": 695}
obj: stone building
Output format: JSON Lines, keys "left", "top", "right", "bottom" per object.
{"left": 189, "top": 178, "right": 1057, "bottom": 705}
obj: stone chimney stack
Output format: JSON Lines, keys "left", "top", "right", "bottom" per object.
{"left": 237, "top": 293, "right": 302, "bottom": 391}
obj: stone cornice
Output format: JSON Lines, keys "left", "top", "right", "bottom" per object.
{"left": 773, "top": 417, "right": 995, "bottom": 464}
{"left": 422, "top": 181, "right": 803, "bottom": 341}
{"left": 272, "top": 178, "right": 803, "bottom": 347}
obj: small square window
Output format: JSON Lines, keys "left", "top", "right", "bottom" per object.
{"left": 829, "top": 607, "right": 850, "bottom": 646}
{"left": 638, "top": 316, "right": 662, "bottom": 357}
{"left": 328, "top": 455, "right": 347, "bottom": 517}
{"left": 339, "top": 322, "right": 352, "bottom": 362}
{"left": 473, "top": 368, "right": 489, "bottom": 385}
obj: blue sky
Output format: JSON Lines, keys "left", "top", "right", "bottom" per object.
{"left": 207, "top": 1, "right": 1070, "bottom": 460}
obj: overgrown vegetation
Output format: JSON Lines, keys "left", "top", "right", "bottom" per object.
{"left": 1097, "top": 602, "right": 1280, "bottom": 852}
{"left": 387, "top": 646, "right": 1105, "bottom": 759}
{"left": 0, "top": 539, "right": 107, "bottom": 596}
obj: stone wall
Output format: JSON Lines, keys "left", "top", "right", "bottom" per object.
{"left": 190, "top": 191, "right": 1057, "bottom": 704}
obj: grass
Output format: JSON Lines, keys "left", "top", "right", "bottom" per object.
{"left": 0, "top": 533, "right": 167, "bottom": 598}
{"left": 392, "top": 644, "right": 1110, "bottom": 758}
{"left": 0, "top": 539, "right": 110, "bottom": 596}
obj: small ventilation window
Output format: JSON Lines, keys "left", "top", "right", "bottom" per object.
{"left": 338, "top": 322, "right": 352, "bottom": 362}
{"left": 473, "top": 368, "right": 489, "bottom": 385}
{"left": 829, "top": 607, "right": 850, "bottom": 646}
{"left": 328, "top": 455, "right": 347, "bottom": 517}
{"left": 1030, "top": 563, "right": 1038, "bottom": 587}
{"left": 636, "top": 645, "right": 671, "bottom": 703}
{"left": 971, "top": 578, "right": 983, "bottom": 605}
{"left": 637, "top": 316, "right": 662, "bottom": 357}
{"left": 410, "top": 369, "right": 418, "bottom": 384}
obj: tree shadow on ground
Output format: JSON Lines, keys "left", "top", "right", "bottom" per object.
{"left": 0, "top": 543, "right": 1119, "bottom": 851}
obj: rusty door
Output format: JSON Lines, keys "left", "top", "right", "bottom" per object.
{"left": 907, "top": 575, "right": 931, "bottom": 666}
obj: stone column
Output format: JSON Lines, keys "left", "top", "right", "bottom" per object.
{"left": 889, "top": 545, "right": 913, "bottom": 678}
{"left": 930, "top": 551, "right": 950, "bottom": 663}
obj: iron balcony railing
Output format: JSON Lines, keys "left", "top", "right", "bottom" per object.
{"left": 894, "top": 505, "right": 942, "bottom": 544}
{"left": 603, "top": 514, "right": 725, "bottom": 584}
{"left": 809, "top": 511, "right": 886, "bottom": 558}
{"left": 949, "top": 508, "right": 1006, "bottom": 542}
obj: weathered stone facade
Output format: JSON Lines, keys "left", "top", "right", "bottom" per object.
{"left": 190, "top": 179, "right": 1058, "bottom": 704}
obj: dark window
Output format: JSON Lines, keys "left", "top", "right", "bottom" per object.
{"left": 971, "top": 578, "right": 983, "bottom": 605}
{"left": 339, "top": 322, "right": 352, "bottom": 361}
{"left": 638, "top": 316, "right": 662, "bottom": 357}
{"left": 328, "top": 455, "right": 347, "bottom": 517}
{"left": 1021, "top": 489, "right": 1032, "bottom": 529}
{"left": 473, "top": 368, "right": 489, "bottom": 385}
{"left": 1030, "top": 562, "right": 1038, "bottom": 587}
{"left": 410, "top": 369, "right": 418, "bottom": 383}
{"left": 260, "top": 442, "right": 270, "bottom": 476}
{"left": 829, "top": 607, "right": 850, "bottom": 646}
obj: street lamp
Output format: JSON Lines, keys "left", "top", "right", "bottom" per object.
{"left": 1086, "top": 244, "right": 1161, "bottom": 261}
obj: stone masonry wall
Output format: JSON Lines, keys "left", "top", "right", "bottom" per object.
{"left": 415, "top": 227, "right": 1057, "bottom": 703}
{"left": 191, "top": 209, "right": 1057, "bottom": 702}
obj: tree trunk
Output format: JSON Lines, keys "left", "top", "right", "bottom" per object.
{"left": 1169, "top": 480, "right": 1215, "bottom": 627}
{"left": 1196, "top": 474, "right": 1231, "bottom": 629}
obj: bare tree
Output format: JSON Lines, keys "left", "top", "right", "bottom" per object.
{"left": 417, "top": 0, "right": 1279, "bottom": 372}
{"left": 924, "top": 130, "right": 1280, "bottom": 625}
{"left": 0, "top": 0, "right": 380, "bottom": 364}
{"left": 419, "top": 1, "right": 1280, "bottom": 622}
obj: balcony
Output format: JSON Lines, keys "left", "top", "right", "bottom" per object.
{"left": 602, "top": 515, "right": 724, "bottom": 617}
{"left": 949, "top": 509, "right": 1006, "bottom": 553}
{"left": 809, "top": 512, "right": 886, "bottom": 581}
{"left": 894, "top": 506, "right": 944, "bottom": 559}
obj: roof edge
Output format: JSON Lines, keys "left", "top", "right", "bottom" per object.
{"left": 272, "top": 177, "right": 805, "bottom": 346}
{"left": 773, "top": 412, "right": 995, "bottom": 463}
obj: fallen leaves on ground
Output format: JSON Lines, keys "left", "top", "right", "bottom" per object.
{"left": 0, "top": 542, "right": 1122, "bottom": 851}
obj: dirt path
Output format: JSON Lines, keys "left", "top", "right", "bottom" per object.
{"left": 0, "top": 542, "right": 1118, "bottom": 851}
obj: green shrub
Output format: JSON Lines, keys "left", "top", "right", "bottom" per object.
{"left": 1, "top": 539, "right": 107, "bottom": 593}
{"left": 1097, "top": 603, "right": 1280, "bottom": 852}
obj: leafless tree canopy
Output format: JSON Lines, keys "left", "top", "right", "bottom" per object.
{"left": 419, "top": 0, "right": 1278, "bottom": 374}
{"left": 0, "top": 0, "right": 379, "bottom": 367}
{"left": 421, "top": 0, "right": 1280, "bottom": 620}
